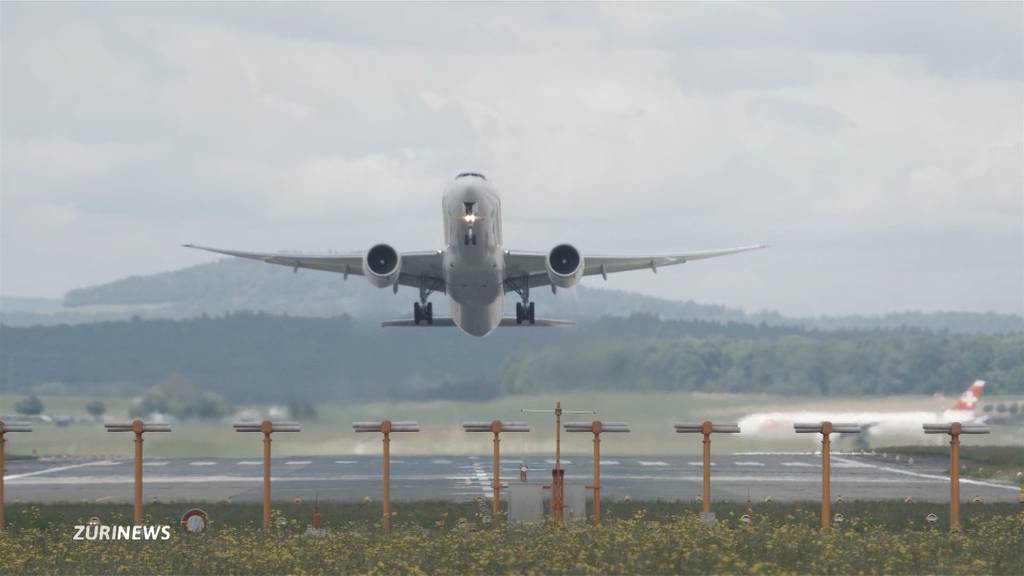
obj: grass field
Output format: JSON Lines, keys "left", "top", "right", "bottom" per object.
{"left": 3, "top": 392, "right": 1022, "bottom": 457}
{"left": 881, "top": 445, "right": 1024, "bottom": 483}
{"left": 1, "top": 501, "right": 1021, "bottom": 574}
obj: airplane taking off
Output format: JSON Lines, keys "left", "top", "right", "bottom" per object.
{"left": 185, "top": 172, "right": 765, "bottom": 337}
{"left": 737, "top": 380, "right": 987, "bottom": 437}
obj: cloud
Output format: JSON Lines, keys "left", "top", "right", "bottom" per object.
{"left": 1, "top": 3, "right": 1021, "bottom": 316}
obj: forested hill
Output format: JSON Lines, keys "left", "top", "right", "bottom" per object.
{"left": 3, "top": 313, "right": 1021, "bottom": 403}
{"left": 1, "top": 258, "right": 1019, "bottom": 334}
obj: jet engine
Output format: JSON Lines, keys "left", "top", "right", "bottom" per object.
{"left": 546, "top": 243, "right": 584, "bottom": 288}
{"left": 363, "top": 243, "right": 401, "bottom": 288}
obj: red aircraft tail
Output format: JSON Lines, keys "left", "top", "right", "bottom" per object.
{"left": 949, "top": 380, "right": 985, "bottom": 411}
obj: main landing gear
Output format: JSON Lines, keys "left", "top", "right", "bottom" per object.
{"left": 515, "top": 301, "right": 535, "bottom": 325}
{"left": 413, "top": 278, "right": 440, "bottom": 325}
{"left": 508, "top": 275, "right": 535, "bottom": 325}
{"left": 413, "top": 301, "right": 433, "bottom": 325}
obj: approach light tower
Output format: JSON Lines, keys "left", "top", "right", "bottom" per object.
{"left": 924, "top": 422, "right": 990, "bottom": 531}
{"left": 0, "top": 421, "right": 32, "bottom": 531}
{"left": 233, "top": 420, "right": 301, "bottom": 530}
{"left": 463, "top": 420, "right": 530, "bottom": 518}
{"left": 564, "top": 420, "right": 630, "bottom": 524}
{"left": 353, "top": 419, "right": 420, "bottom": 532}
{"left": 794, "top": 421, "right": 861, "bottom": 530}
{"left": 675, "top": 421, "right": 740, "bottom": 521}
{"left": 105, "top": 420, "right": 171, "bottom": 525}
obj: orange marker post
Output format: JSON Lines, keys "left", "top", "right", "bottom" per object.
{"left": 676, "top": 421, "right": 740, "bottom": 520}
{"left": 105, "top": 420, "right": 171, "bottom": 524}
{"left": 354, "top": 419, "right": 419, "bottom": 532}
{"left": 924, "top": 422, "right": 990, "bottom": 531}
{"left": 234, "top": 420, "right": 301, "bottom": 529}
{"left": 795, "top": 421, "right": 861, "bottom": 530}
{"left": 0, "top": 421, "right": 32, "bottom": 531}
{"left": 463, "top": 420, "right": 530, "bottom": 519}
{"left": 565, "top": 420, "right": 629, "bottom": 524}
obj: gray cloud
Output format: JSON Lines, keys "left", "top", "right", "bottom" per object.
{"left": 1, "top": 2, "right": 1021, "bottom": 316}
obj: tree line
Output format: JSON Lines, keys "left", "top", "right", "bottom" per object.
{"left": 1, "top": 312, "right": 1021, "bottom": 403}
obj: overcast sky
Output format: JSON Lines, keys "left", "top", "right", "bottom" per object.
{"left": 1, "top": 2, "right": 1021, "bottom": 316}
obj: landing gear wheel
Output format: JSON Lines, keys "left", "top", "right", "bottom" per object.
{"left": 425, "top": 302, "right": 434, "bottom": 324}
{"left": 515, "top": 302, "right": 525, "bottom": 325}
{"left": 413, "top": 302, "right": 423, "bottom": 325}
{"left": 527, "top": 302, "right": 536, "bottom": 324}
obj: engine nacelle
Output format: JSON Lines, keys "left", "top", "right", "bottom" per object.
{"left": 363, "top": 244, "right": 401, "bottom": 288}
{"left": 546, "top": 243, "right": 584, "bottom": 288}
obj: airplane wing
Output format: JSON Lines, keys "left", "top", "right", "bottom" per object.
{"left": 504, "top": 244, "right": 766, "bottom": 290}
{"left": 382, "top": 317, "right": 575, "bottom": 327}
{"left": 182, "top": 244, "right": 445, "bottom": 291}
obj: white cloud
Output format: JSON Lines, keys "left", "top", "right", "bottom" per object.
{"left": 1, "top": 3, "right": 1020, "bottom": 315}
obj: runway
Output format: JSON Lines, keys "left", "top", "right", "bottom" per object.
{"left": 3, "top": 452, "right": 1018, "bottom": 503}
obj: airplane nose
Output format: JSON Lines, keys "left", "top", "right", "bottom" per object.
{"left": 459, "top": 186, "right": 483, "bottom": 203}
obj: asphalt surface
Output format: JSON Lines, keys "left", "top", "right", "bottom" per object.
{"left": 3, "top": 452, "right": 1019, "bottom": 503}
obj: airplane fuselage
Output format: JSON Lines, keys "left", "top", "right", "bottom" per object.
{"left": 184, "top": 172, "right": 766, "bottom": 338}
{"left": 442, "top": 174, "right": 505, "bottom": 336}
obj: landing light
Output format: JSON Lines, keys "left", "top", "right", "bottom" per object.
{"left": 463, "top": 214, "right": 478, "bottom": 224}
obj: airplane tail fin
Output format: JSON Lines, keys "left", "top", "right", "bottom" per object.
{"left": 949, "top": 380, "right": 985, "bottom": 411}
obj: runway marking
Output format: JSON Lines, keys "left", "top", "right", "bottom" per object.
{"left": 600, "top": 460, "right": 620, "bottom": 466}
{"left": 285, "top": 461, "right": 312, "bottom": 465}
{"left": 782, "top": 462, "right": 815, "bottom": 467}
{"left": 8, "top": 472, "right": 1012, "bottom": 490}
{"left": 3, "top": 460, "right": 119, "bottom": 481}
{"left": 391, "top": 460, "right": 407, "bottom": 464}
{"left": 9, "top": 473, "right": 463, "bottom": 485}
{"left": 334, "top": 460, "right": 357, "bottom": 464}
{"left": 831, "top": 460, "right": 874, "bottom": 469}
{"left": 639, "top": 461, "right": 669, "bottom": 467}
{"left": 189, "top": 462, "right": 217, "bottom": 466}
{"left": 431, "top": 459, "right": 453, "bottom": 464}
{"left": 732, "top": 452, "right": 816, "bottom": 456}
{"left": 545, "top": 459, "right": 571, "bottom": 465}
{"left": 470, "top": 462, "right": 491, "bottom": 498}
{"left": 143, "top": 462, "right": 168, "bottom": 467}
{"left": 734, "top": 461, "right": 765, "bottom": 466}
{"left": 687, "top": 462, "right": 715, "bottom": 467}
{"left": 237, "top": 461, "right": 261, "bottom": 466}
{"left": 830, "top": 456, "right": 1017, "bottom": 492}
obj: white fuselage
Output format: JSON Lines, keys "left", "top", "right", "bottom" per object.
{"left": 737, "top": 409, "right": 980, "bottom": 438}
{"left": 441, "top": 176, "right": 505, "bottom": 336}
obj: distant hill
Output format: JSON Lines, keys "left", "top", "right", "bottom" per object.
{"left": 0, "top": 258, "right": 1019, "bottom": 334}
{"left": 0, "top": 297, "right": 62, "bottom": 313}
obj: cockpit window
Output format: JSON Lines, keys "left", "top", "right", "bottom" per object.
{"left": 456, "top": 172, "right": 487, "bottom": 181}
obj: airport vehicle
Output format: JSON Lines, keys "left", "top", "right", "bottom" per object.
{"left": 737, "top": 380, "right": 987, "bottom": 437}
{"left": 185, "top": 172, "right": 764, "bottom": 337}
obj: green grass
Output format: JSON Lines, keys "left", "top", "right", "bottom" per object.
{"left": 885, "top": 445, "right": 1024, "bottom": 483}
{"left": 3, "top": 392, "right": 1022, "bottom": 457}
{"left": 3, "top": 500, "right": 1019, "bottom": 532}
{"left": 2, "top": 501, "right": 1022, "bottom": 575}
